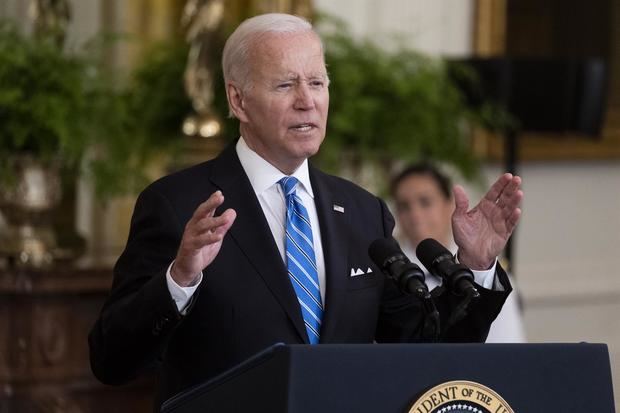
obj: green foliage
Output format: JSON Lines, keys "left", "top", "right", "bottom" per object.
{"left": 126, "top": 42, "right": 193, "bottom": 147}
{"left": 0, "top": 22, "right": 192, "bottom": 198}
{"left": 316, "top": 16, "right": 484, "bottom": 181}
{"left": 0, "top": 21, "right": 154, "bottom": 197}
{"left": 0, "top": 21, "right": 93, "bottom": 169}
{"left": 0, "top": 12, "right": 506, "bottom": 198}
{"left": 87, "top": 38, "right": 241, "bottom": 197}
{"left": 87, "top": 40, "right": 192, "bottom": 197}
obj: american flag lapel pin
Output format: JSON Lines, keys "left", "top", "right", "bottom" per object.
{"left": 333, "top": 204, "right": 345, "bottom": 213}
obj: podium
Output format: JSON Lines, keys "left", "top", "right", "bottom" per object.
{"left": 161, "top": 343, "right": 615, "bottom": 413}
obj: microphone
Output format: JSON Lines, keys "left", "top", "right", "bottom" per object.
{"left": 368, "top": 238, "right": 430, "bottom": 299}
{"left": 416, "top": 238, "right": 480, "bottom": 299}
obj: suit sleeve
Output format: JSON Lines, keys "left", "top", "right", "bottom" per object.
{"left": 373, "top": 197, "right": 512, "bottom": 343}
{"left": 89, "top": 187, "right": 191, "bottom": 385}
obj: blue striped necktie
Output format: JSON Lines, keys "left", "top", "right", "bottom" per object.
{"left": 278, "top": 176, "right": 323, "bottom": 344}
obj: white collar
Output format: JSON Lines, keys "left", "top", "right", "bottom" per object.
{"left": 235, "top": 137, "right": 314, "bottom": 197}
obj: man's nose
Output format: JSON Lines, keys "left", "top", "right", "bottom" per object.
{"left": 294, "top": 84, "right": 315, "bottom": 110}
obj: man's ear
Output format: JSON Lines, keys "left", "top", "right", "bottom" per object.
{"left": 226, "top": 83, "right": 249, "bottom": 122}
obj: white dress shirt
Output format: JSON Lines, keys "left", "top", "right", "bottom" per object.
{"left": 166, "top": 137, "right": 326, "bottom": 312}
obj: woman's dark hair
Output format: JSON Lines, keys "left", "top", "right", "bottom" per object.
{"left": 390, "top": 163, "right": 453, "bottom": 200}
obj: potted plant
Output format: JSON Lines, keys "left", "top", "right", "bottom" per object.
{"left": 0, "top": 20, "right": 113, "bottom": 266}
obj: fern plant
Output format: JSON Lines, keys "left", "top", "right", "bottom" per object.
{"left": 0, "top": 21, "right": 96, "bottom": 177}
{"left": 316, "top": 15, "right": 484, "bottom": 181}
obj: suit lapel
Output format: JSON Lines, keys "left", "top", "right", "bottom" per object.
{"left": 310, "top": 167, "right": 349, "bottom": 343}
{"left": 210, "top": 145, "right": 308, "bottom": 343}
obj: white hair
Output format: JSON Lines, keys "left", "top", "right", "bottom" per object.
{"left": 222, "top": 13, "right": 322, "bottom": 115}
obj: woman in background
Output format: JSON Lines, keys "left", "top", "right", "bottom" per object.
{"left": 391, "top": 163, "right": 526, "bottom": 342}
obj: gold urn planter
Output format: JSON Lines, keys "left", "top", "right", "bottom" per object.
{"left": 0, "top": 157, "right": 62, "bottom": 267}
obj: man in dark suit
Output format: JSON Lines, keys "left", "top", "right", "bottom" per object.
{"left": 89, "top": 13, "right": 523, "bottom": 408}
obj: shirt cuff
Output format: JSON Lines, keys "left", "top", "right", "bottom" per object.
{"left": 166, "top": 261, "right": 203, "bottom": 314}
{"left": 455, "top": 252, "right": 500, "bottom": 291}
{"left": 471, "top": 260, "right": 499, "bottom": 290}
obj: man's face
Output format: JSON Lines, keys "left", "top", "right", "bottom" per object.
{"left": 230, "top": 31, "right": 329, "bottom": 174}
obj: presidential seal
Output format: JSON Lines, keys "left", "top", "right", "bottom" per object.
{"left": 408, "top": 380, "right": 514, "bottom": 413}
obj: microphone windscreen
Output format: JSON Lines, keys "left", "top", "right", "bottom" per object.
{"left": 416, "top": 238, "right": 451, "bottom": 270}
{"left": 368, "top": 237, "right": 401, "bottom": 267}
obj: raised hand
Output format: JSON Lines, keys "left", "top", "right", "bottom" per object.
{"left": 452, "top": 174, "right": 523, "bottom": 270}
{"left": 171, "top": 190, "right": 236, "bottom": 286}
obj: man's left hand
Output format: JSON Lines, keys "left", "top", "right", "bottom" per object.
{"left": 452, "top": 173, "right": 523, "bottom": 270}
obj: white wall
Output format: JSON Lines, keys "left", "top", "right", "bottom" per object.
{"left": 0, "top": 0, "right": 101, "bottom": 44}
{"left": 315, "top": 0, "right": 475, "bottom": 56}
{"left": 465, "top": 161, "right": 620, "bottom": 408}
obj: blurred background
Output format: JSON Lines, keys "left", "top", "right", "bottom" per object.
{"left": 0, "top": 0, "right": 618, "bottom": 411}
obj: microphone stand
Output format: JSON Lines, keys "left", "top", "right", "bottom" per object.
{"left": 446, "top": 288, "right": 479, "bottom": 329}
{"left": 439, "top": 286, "right": 480, "bottom": 340}
{"left": 420, "top": 295, "right": 440, "bottom": 342}
{"left": 401, "top": 276, "right": 440, "bottom": 342}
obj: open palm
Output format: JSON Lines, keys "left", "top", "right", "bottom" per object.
{"left": 452, "top": 174, "right": 523, "bottom": 270}
{"left": 172, "top": 191, "right": 237, "bottom": 287}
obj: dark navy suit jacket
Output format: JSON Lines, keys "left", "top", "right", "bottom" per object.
{"left": 89, "top": 144, "right": 511, "bottom": 408}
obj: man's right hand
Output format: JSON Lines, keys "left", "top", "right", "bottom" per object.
{"left": 171, "top": 190, "right": 237, "bottom": 287}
